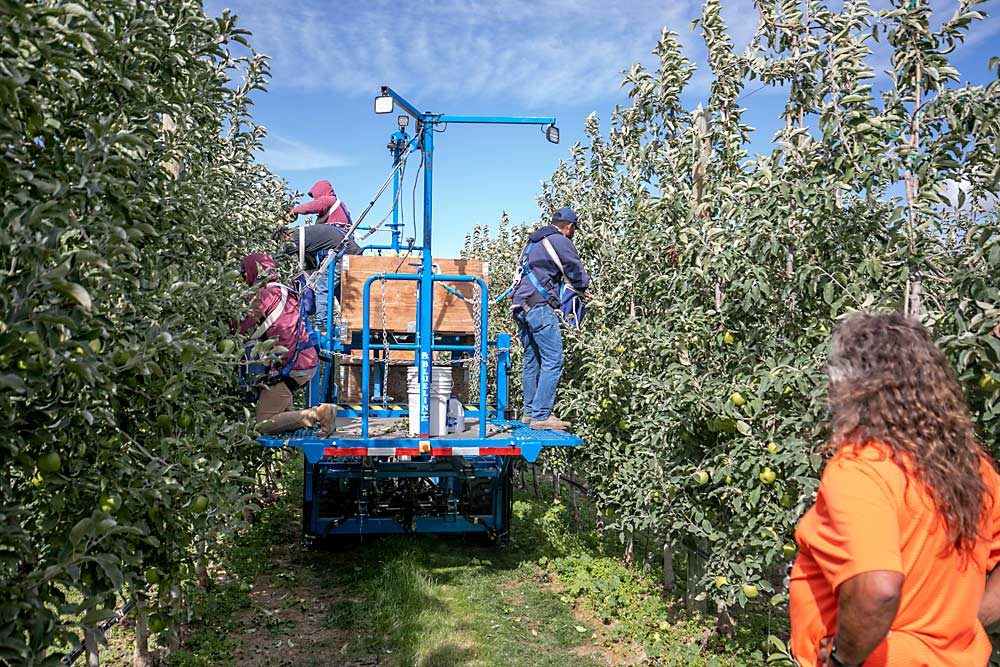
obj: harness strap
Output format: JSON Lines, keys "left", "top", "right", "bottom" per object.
{"left": 249, "top": 283, "right": 288, "bottom": 341}
{"left": 317, "top": 197, "right": 343, "bottom": 224}
{"left": 298, "top": 225, "right": 306, "bottom": 273}
{"left": 540, "top": 237, "right": 577, "bottom": 294}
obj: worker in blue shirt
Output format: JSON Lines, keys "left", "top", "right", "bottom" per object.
{"left": 511, "top": 207, "right": 590, "bottom": 430}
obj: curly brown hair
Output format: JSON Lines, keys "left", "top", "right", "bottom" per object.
{"left": 825, "top": 311, "right": 991, "bottom": 556}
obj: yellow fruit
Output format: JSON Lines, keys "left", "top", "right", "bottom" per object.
{"left": 88, "top": 339, "right": 102, "bottom": 353}
{"left": 767, "top": 442, "right": 778, "bottom": 454}
{"left": 780, "top": 493, "right": 794, "bottom": 509}
{"left": 694, "top": 471, "right": 709, "bottom": 485}
{"left": 37, "top": 452, "right": 61, "bottom": 475}
{"left": 23, "top": 332, "right": 41, "bottom": 346}
{"left": 759, "top": 467, "right": 776, "bottom": 485}
{"left": 217, "top": 339, "right": 235, "bottom": 354}
{"left": 742, "top": 584, "right": 759, "bottom": 599}
{"left": 714, "top": 576, "right": 728, "bottom": 589}
{"left": 722, "top": 332, "right": 735, "bottom": 345}
{"left": 144, "top": 567, "right": 161, "bottom": 585}
{"left": 730, "top": 392, "right": 746, "bottom": 407}
{"left": 782, "top": 543, "right": 797, "bottom": 560}
{"left": 979, "top": 374, "right": 999, "bottom": 393}
{"left": 615, "top": 345, "right": 626, "bottom": 355}
{"left": 99, "top": 495, "right": 118, "bottom": 513}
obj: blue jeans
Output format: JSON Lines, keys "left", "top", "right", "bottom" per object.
{"left": 514, "top": 303, "right": 563, "bottom": 420}
{"left": 314, "top": 267, "right": 329, "bottom": 330}
{"left": 312, "top": 259, "right": 343, "bottom": 331}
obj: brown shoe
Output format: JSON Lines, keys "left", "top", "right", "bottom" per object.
{"left": 531, "top": 416, "right": 571, "bottom": 431}
{"left": 314, "top": 403, "right": 335, "bottom": 436}
{"left": 521, "top": 415, "right": 533, "bottom": 425}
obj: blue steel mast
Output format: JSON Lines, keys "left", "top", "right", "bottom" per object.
{"left": 375, "top": 86, "right": 559, "bottom": 442}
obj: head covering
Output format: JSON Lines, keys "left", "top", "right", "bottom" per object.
{"left": 552, "top": 207, "right": 578, "bottom": 226}
{"left": 240, "top": 253, "right": 277, "bottom": 286}
{"left": 308, "top": 179, "right": 334, "bottom": 199}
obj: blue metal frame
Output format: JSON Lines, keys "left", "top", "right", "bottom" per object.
{"left": 263, "top": 86, "right": 577, "bottom": 542}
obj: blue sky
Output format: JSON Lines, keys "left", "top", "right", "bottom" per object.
{"left": 204, "top": 0, "right": 998, "bottom": 256}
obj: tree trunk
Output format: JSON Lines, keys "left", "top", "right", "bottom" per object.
{"left": 196, "top": 540, "right": 210, "bottom": 591}
{"left": 662, "top": 541, "right": 675, "bottom": 594}
{"left": 686, "top": 541, "right": 708, "bottom": 614}
{"left": 84, "top": 627, "right": 100, "bottom": 667}
{"left": 133, "top": 596, "right": 154, "bottom": 667}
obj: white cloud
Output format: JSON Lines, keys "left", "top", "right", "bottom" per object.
{"left": 205, "top": 0, "right": 713, "bottom": 106}
{"left": 257, "top": 134, "right": 351, "bottom": 171}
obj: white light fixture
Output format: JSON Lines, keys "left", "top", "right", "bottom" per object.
{"left": 397, "top": 115, "right": 409, "bottom": 128}
{"left": 374, "top": 95, "right": 394, "bottom": 114}
{"left": 546, "top": 124, "right": 560, "bottom": 144}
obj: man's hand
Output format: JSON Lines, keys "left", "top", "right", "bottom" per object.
{"left": 582, "top": 290, "right": 594, "bottom": 302}
{"left": 817, "top": 636, "right": 834, "bottom": 667}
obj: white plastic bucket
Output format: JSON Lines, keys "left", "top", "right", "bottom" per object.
{"left": 406, "top": 367, "right": 453, "bottom": 436}
{"left": 446, "top": 396, "right": 466, "bottom": 434}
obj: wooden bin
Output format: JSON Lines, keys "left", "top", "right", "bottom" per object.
{"left": 339, "top": 255, "right": 488, "bottom": 334}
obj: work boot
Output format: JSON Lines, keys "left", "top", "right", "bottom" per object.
{"left": 521, "top": 415, "right": 533, "bottom": 425}
{"left": 531, "top": 415, "right": 571, "bottom": 431}
{"left": 314, "top": 403, "right": 336, "bottom": 436}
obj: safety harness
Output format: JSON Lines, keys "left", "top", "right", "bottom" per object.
{"left": 240, "top": 282, "right": 320, "bottom": 401}
{"left": 511, "top": 235, "right": 586, "bottom": 326}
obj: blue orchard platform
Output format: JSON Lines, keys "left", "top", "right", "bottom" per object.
{"left": 256, "top": 418, "right": 582, "bottom": 465}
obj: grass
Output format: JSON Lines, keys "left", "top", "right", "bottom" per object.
{"left": 105, "top": 456, "right": 779, "bottom": 666}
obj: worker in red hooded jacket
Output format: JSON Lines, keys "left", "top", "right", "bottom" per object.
{"left": 237, "top": 253, "right": 334, "bottom": 435}
{"left": 285, "top": 179, "right": 352, "bottom": 231}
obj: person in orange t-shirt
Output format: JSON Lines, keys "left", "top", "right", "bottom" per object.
{"left": 789, "top": 312, "right": 1000, "bottom": 667}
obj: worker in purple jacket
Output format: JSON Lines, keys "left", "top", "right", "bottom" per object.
{"left": 511, "top": 208, "right": 590, "bottom": 430}
{"left": 285, "top": 179, "right": 352, "bottom": 231}
{"left": 285, "top": 179, "right": 355, "bottom": 327}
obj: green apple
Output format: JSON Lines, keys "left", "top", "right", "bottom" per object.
{"left": 192, "top": 495, "right": 209, "bottom": 514}
{"left": 37, "top": 452, "right": 61, "bottom": 475}
{"left": 759, "top": 467, "right": 776, "bottom": 485}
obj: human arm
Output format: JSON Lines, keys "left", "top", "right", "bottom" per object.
{"left": 799, "top": 450, "right": 905, "bottom": 666}
{"left": 290, "top": 195, "right": 337, "bottom": 216}
{"left": 236, "top": 286, "right": 281, "bottom": 335}
{"left": 979, "top": 569, "right": 1000, "bottom": 627}
{"left": 817, "top": 571, "right": 902, "bottom": 666}
{"left": 549, "top": 234, "right": 590, "bottom": 292}
{"left": 978, "top": 460, "right": 1000, "bottom": 627}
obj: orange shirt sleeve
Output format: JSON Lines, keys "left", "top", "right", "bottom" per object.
{"left": 982, "top": 461, "right": 1000, "bottom": 572}
{"left": 804, "top": 453, "right": 904, "bottom": 592}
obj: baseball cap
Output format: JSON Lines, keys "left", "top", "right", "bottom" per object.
{"left": 552, "top": 207, "right": 578, "bottom": 225}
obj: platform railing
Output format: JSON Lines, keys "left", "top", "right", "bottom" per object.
{"left": 360, "top": 273, "right": 489, "bottom": 440}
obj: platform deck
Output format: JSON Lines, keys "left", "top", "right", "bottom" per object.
{"left": 257, "top": 418, "right": 581, "bottom": 464}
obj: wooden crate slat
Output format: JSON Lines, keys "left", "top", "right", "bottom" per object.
{"left": 340, "top": 256, "right": 487, "bottom": 334}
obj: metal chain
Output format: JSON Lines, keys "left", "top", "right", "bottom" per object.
{"left": 379, "top": 273, "right": 390, "bottom": 404}
{"left": 470, "top": 282, "right": 483, "bottom": 402}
